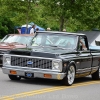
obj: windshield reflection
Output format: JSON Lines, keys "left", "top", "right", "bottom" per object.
{"left": 1, "top": 35, "right": 33, "bottom": 45}
{"left": 31, "top": 33, "right": 77, "bottom": 49}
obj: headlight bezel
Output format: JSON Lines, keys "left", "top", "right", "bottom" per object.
{"left": 3, "top": 55, "right": 11, "bottom": 65}
{"left": 52, "top": 59, "right": 62, "bottom": 72}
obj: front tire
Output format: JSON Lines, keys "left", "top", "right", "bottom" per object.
{"left": 92, "top": 68, "right": 99, "bottom": 80}
{"left": 8, "top": 75, "right": 21, "bottom": 80}
{"left": 62, "top": 65, "right": 75, "bottom": 86}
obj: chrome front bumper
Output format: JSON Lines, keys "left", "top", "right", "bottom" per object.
{"left": 2, "top": 67, "right": 66, "bottom": 80}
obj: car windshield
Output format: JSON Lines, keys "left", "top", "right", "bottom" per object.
{"left": 1, "top": 35, "right": 33, "bottom": 45}
{"left": 31, "top": 33, "right": 78, "bottom": 49}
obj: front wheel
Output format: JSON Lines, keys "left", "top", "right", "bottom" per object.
{"left": 8, "top": 75, "right": 21, "bottom": 80}
{"left": 62, "top": 65, "right": 75, "bottom": 86}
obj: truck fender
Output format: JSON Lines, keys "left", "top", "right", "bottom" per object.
{"left": 65, "top": 61, "right": 76, "bottom": 73}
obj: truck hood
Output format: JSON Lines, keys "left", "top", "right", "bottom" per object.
{"left": 9, "top": 46, "right": 76, "bottom": 58}
{"left": 0, "top": 42, "right": 26, "bottom": 50}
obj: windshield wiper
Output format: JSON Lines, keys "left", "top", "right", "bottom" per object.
{"left": 48, "top": 45, "right": 67, "bottom": 50}
{"left": 32, "top": 43, "right": 44, "bottom": 48}
{"left": 48, "top": 45, "right": 58, "bottom": 47}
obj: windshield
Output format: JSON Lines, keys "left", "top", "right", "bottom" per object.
{"left": 1, "top": 35, "right": 33, "bottom": 45}
{"left": 31, "top": 33, "right": 78, "bottom": 49}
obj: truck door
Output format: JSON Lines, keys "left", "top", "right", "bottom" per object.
{"left": 77, "top": 36, "right": 92, "bottom": 76}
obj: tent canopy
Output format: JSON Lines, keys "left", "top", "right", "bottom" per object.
{"left": 29, "top": 22, "right": 45, "bottom": 31}
{"left": 21, "top": 22, "right": 45, "bottom": 34}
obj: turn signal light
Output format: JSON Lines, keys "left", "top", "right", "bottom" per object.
{"left": 10, "top": 70, "right": 17, "bottom": 75}
{"left": 44, "top": 74, "right": 52, "bottom": 78}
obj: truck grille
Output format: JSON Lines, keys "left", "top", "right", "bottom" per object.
{"left": 11, "top": 56, "right": 52, "bottom": 69}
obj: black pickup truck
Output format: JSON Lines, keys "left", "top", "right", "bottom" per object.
{"left": 2, "top": 31, "right": 100, "bottom": 86}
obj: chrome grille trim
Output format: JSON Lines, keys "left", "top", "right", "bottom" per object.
{"left": 11, "top": 56, "right": 52, "bottom": 69}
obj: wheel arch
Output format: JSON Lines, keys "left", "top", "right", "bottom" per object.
{"left": 69, "top": 61, "right": 77, "bottom": 73}
{"left": 63, "top": 60, "right": 77, "bottom": 73}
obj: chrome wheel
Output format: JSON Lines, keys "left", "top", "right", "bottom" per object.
{"left": 62, "top": 65, "right": 75, "bottom": 86}
{"left": 67, "top": 65, "right": 75, "bottom": 85}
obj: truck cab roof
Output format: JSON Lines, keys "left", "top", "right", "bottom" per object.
{"left": 36, "top": 31, "right": 85, "bottom": 36}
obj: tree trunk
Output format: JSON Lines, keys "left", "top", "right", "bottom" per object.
{"left": 25, "top": 0, "right": 31, "bottom": 34}
{"left": 59, "top": 16, "right": 64, "bottom": 31}
{"left": 25, "top": 11, "right": 29, "bottom": 34}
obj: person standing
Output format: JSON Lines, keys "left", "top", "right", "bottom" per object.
{"left": 30, "top": 24, "right": 35, "bottom": 34}
{"left": 46, "top": 27, "right": 51, "bottom": 31}
{"left": 63, "top": 29, "right": 66, "bottom": 32}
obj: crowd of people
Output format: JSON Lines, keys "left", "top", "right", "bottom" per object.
{"left": 29, "top": 24, "right": 67, "bottom": 35}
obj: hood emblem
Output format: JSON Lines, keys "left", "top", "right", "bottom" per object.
{"left": 27, "top": 61, "right": 33, "bottom": 65}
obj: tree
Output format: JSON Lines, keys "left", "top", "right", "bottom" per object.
{"left": 40, "top": 0, "right": 80, "bottom": 31}
{"left": 0, "top": 16, "right": 14, "bottom": 38}
{"left": 1, "top": 0, "right": 100, "bottom": 33}
{"left": 41, "top": 0, "right": 100, "bottom": 31}
{"left": 3, "top": 0, "right": 38, "bottom": 33}
{"left": 0, "top": 0, "right": 14, "bottom": 38}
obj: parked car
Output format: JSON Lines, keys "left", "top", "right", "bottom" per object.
{"left": 0, "top": 34, "right": 34, "bottom": 67}
{"left": 2, "top": 31, "right": 100, "bottom": 86}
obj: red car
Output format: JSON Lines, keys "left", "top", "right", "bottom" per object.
{"left": 0, "top": 34, "right": 34, "bottom": 67}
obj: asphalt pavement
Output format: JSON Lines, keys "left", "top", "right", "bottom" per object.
{"left": 0, "top": 68, "right": 100, "bottom": 100}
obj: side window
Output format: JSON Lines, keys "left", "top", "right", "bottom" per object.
{"left": 78, "top": 36, "right": 87, "bottom": 51}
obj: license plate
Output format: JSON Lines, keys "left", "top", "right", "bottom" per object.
{"left": 25, "top": 72, "right": 34, "bottom": 78}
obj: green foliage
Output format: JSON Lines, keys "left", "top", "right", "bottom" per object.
{"left": 41, "top": 0, "right": 100, "bottom": 31}
{"left": 4, "top": 0, "right": 38, "bottom": 25}
{"left": 0, "top": 16, "right": 14, "bottom": 38}
{"left": 0, "top": 0, "right": 100, "bottom": 34}
{"left": 74, "top": 0, "right": 100, "bottom": 31}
